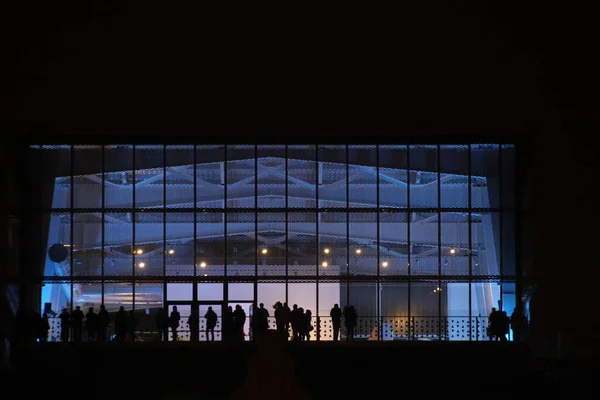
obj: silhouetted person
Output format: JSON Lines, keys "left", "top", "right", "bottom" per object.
{"left": 303, "top": 309, "right": 313, "bottom": 341}
{"left": 290, "top": 304, "right": 300, "bottom": 340}
{"left": 273, "top": 301, "right": 285, "bottom": 334}
{"left": 155, "top": 307, "right": 169, "bottom": 341}
{"left": 499, "top": 310, "right": 509, "bottom": 341}
{"left": 39, "top": 312, "right": 50, "bottom": 343}
{"left": 222, "top": 306, "right": 235, "bottom": 342}
{"left": 344, "top": 305, "right": 357, "bottom": 340}
{"left": 85, "top": 307, "right": 97, "bottom": 341}
{"left": 58, "top": 308, "right": 71, "bottom": 342}
{"left": 255, "top": 303, "right": 269, "bottom": 340}
{"left": 510, "top": 306, "right": 527, "bottom": 342}
{"left": 115, "top": 306, "right": 128, "bottom": 341}
{"left": 282, "top": 302, "right": 291, "bottom": 337}
{"left": 71, "top": 306, "right": 84, "bottom": 341}
{"left": 233, "top": 305, "right": 246, "bottom": 341}
{"left": 204, "top": 306, "right": 218, "bottom": 341}
{"left": 330, "top": 304, "right": 342, "bottom": 341}
{"left": 169, "top": 306, "right": 181, "bottom": 341}
{"left": 97, "top": 304, "right": 110, "bottom": 342}
{"left": 296, "top": 308, "right": 305, "bottom": 341}
{"left": 128, "top": 310, "right": 138, "bottom": 341}
{"left": 487, "top": 307, "right": 497, "bottom": 340}
{"left": 187, "top": 309, "right": 199, "bottom": 341}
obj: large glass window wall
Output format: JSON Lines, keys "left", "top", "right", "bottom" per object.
{"left": 30, "top": 144, "right": 517, "bottom": 341}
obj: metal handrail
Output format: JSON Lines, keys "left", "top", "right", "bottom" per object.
{"left": 42, "top": 315, "right": 524, "bottom": 342}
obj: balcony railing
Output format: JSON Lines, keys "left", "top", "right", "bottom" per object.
{"left": 44, "top": 315, "right": 514, "bottom": 342}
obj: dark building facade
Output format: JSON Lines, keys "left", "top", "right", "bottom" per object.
{"left": 2, "top": 2, "right": 599, "bottom": 362}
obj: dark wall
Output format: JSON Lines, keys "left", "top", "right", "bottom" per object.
{"left": 2, "top": 2, "right": 599, "bottom": 358}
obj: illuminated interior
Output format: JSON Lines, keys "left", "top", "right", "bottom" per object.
{"left": 33, "top": 144, "right": 516, "bottom": 341}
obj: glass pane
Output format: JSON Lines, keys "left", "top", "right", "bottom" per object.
{"left": 440, "top": 212, "right": 469, "bottom": 276}
{"left": 197, "top": 283, "right": 224, "bottom": 301}
{"left": 378, "top": 145, "right": 408, "bottom": 209}
{"left": 227, "top": 145, "right": 255, "bottom": 208}
{"left": 134, "top": 212, "right": 164, "bottom": 276}
{"left": 104, "top": 212, "right": 133, "bottom": 277}
{"left": 410, "top": 212, "right": 438, "bottom": 276}
{"left": 474, "top": 282, "right": 501, "bottom": 339}
{"left": 381, "top": 283, "right": 409, "bottom": 340}
{"left": 346, "top": 283, "right": 376, "bottom": 340}
{"left": 257, "top": 212, "right": 286, "bottom": 276}
{"left": 228, "top": 283, "right": 254, "bottom": 301}
{"left": 166, "top": 283, "right": 193, "bottom": 301}
{"left": 257, "top": 145, "right": 286, "bottom": 208}
{"left": 166, "top": 145, "right": 194, "bottom": 208}
{"left": 318, "top": 145, "right": 347, "bottom": 207}
{"left": 446, "top": 282, "right": 471, "bottom": 340}
{"left": 134, "top": 145, "right": 164, "bottom": 208}
{"left": 287, "top": 145, "right": 316, "bottom": 207}
{"left": 170, "top": 304, "right": 191, "bottom": 341}
{"left": 409, "top": 145, "right": 438, "bottom": 208}
{"left": 440, "top": 144, "right": 469, "bottom": 208}
{"left": 197, "top": 145, "right": 225, "bottom": 208}
{"left": 104, "top": 282, "right": 135, "bottom": 312}
{"left": 319, "top": 211, "right": 346, "bottom": 276}
{"left": 73, "top": 145, "right": 103, "bottom": 208}
{"left": 44, "top": 213, "right": 71, "bottom": 278}
{"left": 379, "top": 211, "right": 409, "bottom": 276}
{"left": 348, "top": 145, "right": 377, "bottom": 208}
{"left": 348, "top": 212, "right": 377, "bottom": 275}
{"left": 104, "top": 145, "right": 133, "bottom": 208}
{"left": 72, "top": 213, "right": 102, "bottom": 276}
{"left": 410, "top": 283, "right": 442, "bottom": 340}
{"left": 471, "top": 144, "right": 500, "bottom": 209}
{"left": 134, "top": 283, "right": 163, "bottom": 310}
{"left": 226, "top": 212, "right": 255, "bottom": 276}
{"left": 197, "top": 211, "right": 224, "bottom": 276}
{"left": 288, "top": 212, "right": 317, "bottom": 276}
{"left": 472, "top": 211, "right": 501, "bottom": 276}
{"left": 318, "top": 282, "right": 342, "bottom": 341}
{"left": 257, "top": 282, "right": 285, "bottom": 330}
{"left": 289, "top": 282, "right": 317, "bottom": 340}
{"left": 199, "top": 304, "right": 222, "bottom": 341}
{"left": 41, "top": 282, "right": 71, "bottom": 340}
{"left": 166, "top": 212, "right": 194, "bottom": 276}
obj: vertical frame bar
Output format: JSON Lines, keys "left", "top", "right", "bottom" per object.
{"left": 437, "top": 144, "right": 442, "bottom": 340}
{"left": 254, "top": 145, "right": 258, "bottom": 308}
{"left": 132, "top": 145, "right": 136, "bottom": 311}
{"left": 315, "top": 144, "right": 320, "bottom": 341}
{"left": 345, "top": 144, "right": 350, "bottom": 307}
{"left": 498, "top": 143, "right": 503, "bottom": 279}
{"left": 514, "top": 141, "right": 523, "bottom": 315}
{"left": 190, "top": 145, "right": 197, "bottom": 307}
{"left": 468, "top": 144, "right": 473, "bottom": 340}
{"left": 69, "top": 145, "right": 74, "bottom": 315}
{"left": 163, "top": 144, "right": 167, "bottom": 291}
{"left": 376, "top": 144, "right": 381, "bottom": 340}
{"left": 223, "top": 145, "right": 228, "bottom": 303}
{"left": 101, "top": 144, "right": 105, "bottom": 304}
{"left": 406, "top": 144, "right": 411, "bottom": 339}
{"left": 285, "top": 145, "right": 289, "bottom": 304}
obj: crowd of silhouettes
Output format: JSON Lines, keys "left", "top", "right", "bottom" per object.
{"left": 488, "top": 306, "right": 528, "bottom": 341}
{"left": 57, "top": 304, "right": 117, "bottom": 341}
{"left": 15, "top": 303, "right": 527, "bottom": 343}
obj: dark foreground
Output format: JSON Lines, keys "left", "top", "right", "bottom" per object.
{"left": 2, "top": 337, "right": 596, "bottom": 399}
